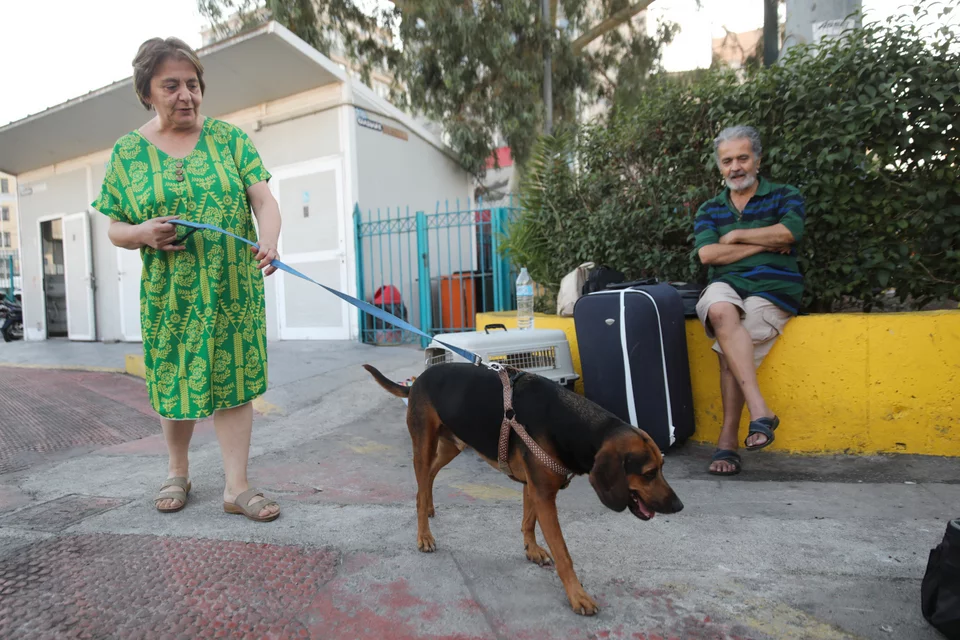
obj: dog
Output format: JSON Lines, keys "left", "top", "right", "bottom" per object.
{"left": 363, "top": 361, "right": 684, "bottom": 616}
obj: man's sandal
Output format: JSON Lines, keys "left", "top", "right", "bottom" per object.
{"left": 224, "top": 488, "right": 280, "bottom": 523}
{"left": 745, "top": 416, "right": 780, "bottom": 451}
{"left": 154, "top": 477, "right": 191, "bottom": 513}
{"left": 708, "top": 449, "right": 742, "bottom": 476}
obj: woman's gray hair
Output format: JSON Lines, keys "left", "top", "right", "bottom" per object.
{"left": 132, "top": 37, "right": 205, "bottom": 110}
{"left": 714, "top": 126, "right": 762, "bottom": 164}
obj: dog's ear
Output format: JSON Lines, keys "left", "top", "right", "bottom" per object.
{"left": 589, "top": 440, "right": 629, "bottom": 512}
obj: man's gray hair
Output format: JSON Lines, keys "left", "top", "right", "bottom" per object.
{"left": 714, "top": 125, "right": 763, "bottom": 164}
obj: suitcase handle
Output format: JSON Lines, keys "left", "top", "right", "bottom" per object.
{"left": 484, "top": 323, "right": 508, "bottom": 334}
{"left": 604, "top": 278, "right": 659, "bottom": 290}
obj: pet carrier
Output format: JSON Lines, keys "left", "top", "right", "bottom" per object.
{"left": 425, "top": 324, "right": 579, "bottom": 390}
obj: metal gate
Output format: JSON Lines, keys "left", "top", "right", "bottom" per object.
{"left": 354, "top": 198, "right": 520, "bottom": 346}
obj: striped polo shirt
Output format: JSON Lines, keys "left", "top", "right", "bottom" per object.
{"left": 693, "top": 176, "right": 806, "bottom": 314}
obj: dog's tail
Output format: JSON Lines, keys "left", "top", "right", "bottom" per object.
{"left": 362, "top": 364, "right": 410, "bottom": 398}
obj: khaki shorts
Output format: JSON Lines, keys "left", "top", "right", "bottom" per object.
{"left": 695, "top": 282, "right": 793, "bottom": 369}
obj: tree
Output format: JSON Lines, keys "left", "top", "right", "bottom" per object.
{"left": 505, "top": 4, "right": 960, "bottom": 312}
{"left": 197, "top": 0, "right": 677, "bottom": 179}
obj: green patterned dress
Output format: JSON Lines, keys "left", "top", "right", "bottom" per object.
{"left": 92, "top": 117, "right": 271, "bottom": 420}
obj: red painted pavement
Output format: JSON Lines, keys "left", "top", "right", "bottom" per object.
{"left": 0, "top": 534, "right": 490, "bottom": 640}
{"left": 0, "top": 367, "right": 159, "bottom": 475}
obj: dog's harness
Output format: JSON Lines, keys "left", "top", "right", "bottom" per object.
{"left": 495, "top": 366, "right": 574, "bottom": 487}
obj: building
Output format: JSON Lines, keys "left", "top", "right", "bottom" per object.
{"left": 0, "top": 172, "right": 19, "bottom": 295}
{"left": 0, "top": 21, "right": 471, "bottom": 343}
{"left": 712, "top": 28, "right": 764, "bottom": 69}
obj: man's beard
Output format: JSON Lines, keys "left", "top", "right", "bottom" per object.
{"left": 725, "top": 172, "right": 757, "bottom": 192}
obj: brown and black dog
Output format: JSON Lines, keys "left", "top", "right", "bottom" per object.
{"left": 363, "top": 361, "right": 683, "bottom": 616}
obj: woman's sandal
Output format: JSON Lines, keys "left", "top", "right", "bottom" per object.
{"left": 224, "top": 488, "right": 280, "bottom": 522}
{"left": 154, "top": 477, "right": 191, "bottom": 513}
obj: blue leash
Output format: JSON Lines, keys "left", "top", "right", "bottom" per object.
{"left": 169, "top": 219, "right": 482, "bottom": 365}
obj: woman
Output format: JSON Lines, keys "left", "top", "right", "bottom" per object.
{"left": 92, "top": 37, "right": 281, "bottom": 522}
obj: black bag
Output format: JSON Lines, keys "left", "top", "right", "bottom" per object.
{"left": 670, "top": 282, "right": 704, "bottom": 319}
{"left": 604, "top": 278, "right": 703, "bottom": 319}
{"left": 581, "top": 266, "right": 625, "bottom": 296}
{"left": 922, "top": 519, "right": 960, "bottom": 639}
{"left": 573, "top": 282, "right": 696, "bottom": 452}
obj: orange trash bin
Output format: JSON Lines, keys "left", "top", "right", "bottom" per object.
{"left": 438, "top": 272, "right": 476, "bottom": 331}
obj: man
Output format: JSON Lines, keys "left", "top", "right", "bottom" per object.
{"left": 693, "top": 125, "right": 805, "bottom": 476}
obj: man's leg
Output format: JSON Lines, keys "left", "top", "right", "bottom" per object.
{"left": 709, "top": 354, "right": 746, "bottom": 473}
{"left": 707, "top": 302, "right": 775, "bottom": 447}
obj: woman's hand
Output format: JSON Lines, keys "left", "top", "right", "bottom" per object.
{"left": 138, "top": 216, "right": 185, "bottom": 251}
{"left": 252, "top": 244, "right": 279, "bottom": 276}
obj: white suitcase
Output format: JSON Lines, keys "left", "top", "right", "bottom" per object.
{"left": 425, "top": 324, "right": 580, "bottom": 390}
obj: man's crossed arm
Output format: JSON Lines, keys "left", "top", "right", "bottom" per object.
{"left": 698, "top": 224, "right": 796, "bottom": 266}
{"left": 719, "top": 223, "right": 795, "bottom": 248}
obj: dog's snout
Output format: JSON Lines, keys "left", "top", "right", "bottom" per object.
{"left": 669, "top": 495, "right": 684, "bottom": 513}
{"left": 655, "top": 491, "right": 683, "bottom": 514}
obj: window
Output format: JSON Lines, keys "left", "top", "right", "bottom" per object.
{"left": 1, "top": 232, "right": 10, "bottom": 248}
{"left": 374, "top": 80, "right": 391, "bottom": 100}
{"left": 0, "top": 179, "right": 8, "bottom": 193}
{"left": 0, "top": 207, "right": 8, "bottom": 221}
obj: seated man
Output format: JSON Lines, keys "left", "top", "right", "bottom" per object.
{"left": 693, "top": 125, "right": 805, "bottom": 476}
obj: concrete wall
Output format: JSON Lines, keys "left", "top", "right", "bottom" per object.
{"left": 477, "top": 310, "right": 960, "bottom": 457}
{"left": 783, "top": 0, "right": 861, "bottom": 52}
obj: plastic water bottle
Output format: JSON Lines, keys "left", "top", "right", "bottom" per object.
{"left": 516, "top": 267, "right": 535, "bottom": 330}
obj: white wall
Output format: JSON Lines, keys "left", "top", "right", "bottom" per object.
{"left": 246, "top": 110, "right": 341, "bottom": 169}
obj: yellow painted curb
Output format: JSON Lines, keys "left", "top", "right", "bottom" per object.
{"left": 478, "top": 310, "right": 960, "bottom": 457}
{"left": 125, "top": 354, "right": 146, "bottom": 379}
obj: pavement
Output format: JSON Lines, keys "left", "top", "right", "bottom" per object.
{"left": 0, "top": 338, "right": 958, "bottom": 639}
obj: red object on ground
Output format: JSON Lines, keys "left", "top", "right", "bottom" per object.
{"left": 373, "top": 285, "right": 403, "bottom": 306}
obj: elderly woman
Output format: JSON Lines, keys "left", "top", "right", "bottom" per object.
{"left": 92, "top": 37, "right": 281, "bottom": 522}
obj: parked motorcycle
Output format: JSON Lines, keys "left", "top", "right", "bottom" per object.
{"left": 0, "top": 295, "right": 23, "bottom": 342}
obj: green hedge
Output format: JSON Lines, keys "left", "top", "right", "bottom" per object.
{"left": 505, "top": 6, "right": 959, "bottom": 312}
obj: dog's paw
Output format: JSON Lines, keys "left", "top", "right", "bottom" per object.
{"left": 427, "top": 506, "right": 435, "bottom": 518}
{"left": 524, "top": 543, "right": 553, "bottom": 566}
{"left": 417, "top": 532, "right": 436, "bottom": 552}
{"left": 568, "top": 589, "right": 599, "bottom": 616}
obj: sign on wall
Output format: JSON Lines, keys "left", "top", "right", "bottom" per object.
{"left": 356, "top": 108, "right": 408, "bottom": 142}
